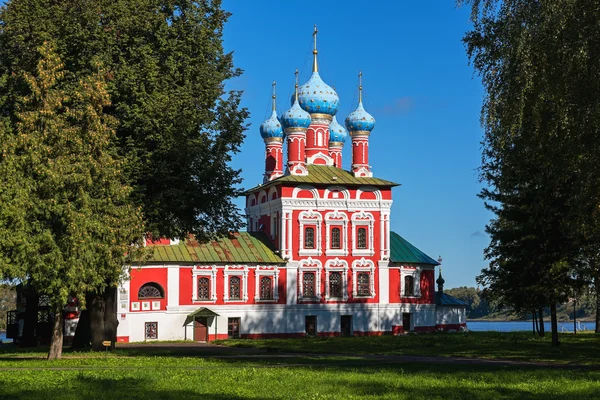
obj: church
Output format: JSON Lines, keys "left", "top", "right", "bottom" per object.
{"left": 114, "top": 29, "right": 466, "bottom": 343}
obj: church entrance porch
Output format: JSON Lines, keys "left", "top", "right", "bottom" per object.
{"left": 194, "top": 317, "right": 208, "bottom": 342}
{"left": 186, "top": 307, "right": 219, "bottom": 342}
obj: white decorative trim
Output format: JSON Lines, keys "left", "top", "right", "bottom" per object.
{"left": 307, "top": 152, "right": 334, "bottom": 166}
{"left": 223, "top": 266, "right": 249, "bottom": 302}
{"left": 325, "top": 210, "right": 349, "bottom": 256}
{"left": 254, "top": 267, "right": 280, "bottom": 302}
{"left": 400, "top": 266, "right": 421, "bottom": 298}
{"left": 351, "top": 211, "right": 375, "bottom": 256}
{"left": 291, "top": 185, "right": 319, "bottom": 200}
{"left": 356, "top": 187, "right": 382, "bottom": 201}
{"left": 245, "top": 199, "right": 393, "bottom": 217}
{"left": 192, "top": 266, "right": 218, "bottom": 303}
{"left": 298, "top": 210, "right": 322, "bottom": 256}
{"left": 298, "top": 258, "right": 323, "bottom": 301}
{"left": 352, "top": 258, "right": 376, "bottom": 298}
{"left": 323, "top": 186, "right": 350, "bottom": 200}
{"left": 324, "top": 258, "right": 349, "bottom": 301}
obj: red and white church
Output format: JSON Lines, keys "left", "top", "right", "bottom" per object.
{"left": 115, "top": 30, "right": 466, "bottom": 343}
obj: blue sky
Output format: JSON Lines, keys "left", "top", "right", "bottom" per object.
{"left": 223, "top": 0, "right": 492, "bottom": 288}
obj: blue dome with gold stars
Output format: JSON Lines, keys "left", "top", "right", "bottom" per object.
{"left": 297, "top": 72, "right": 339, "bottom": 116}
{"left": 329, "top": 116, "right": 347, "bottom": 143}
{"left": 281, "top": 96, "right": 311, "bottom": 129}
{"left": 260, "top": 109, "right": 283, "bottom": 139}
{"left": 345, "top": 101, "right": 375, "bottom": 132}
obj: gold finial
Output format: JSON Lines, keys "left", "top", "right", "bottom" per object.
{"left": 294, "top": 68, "right": 299, "bottom": 102}
{"left": 358, "top": 71, "right": 363, "bottom": 103}
{"left": 272, "top": 80, "right": 276, "bottom": 111}
{"left": 312, "top": 24, "right": 318, "bottom": 73}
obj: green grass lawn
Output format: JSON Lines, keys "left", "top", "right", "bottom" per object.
{"left": 215, "top": 331, "right": 600, "bottom": 365}
{"left": 0, "top": 332, "right": 600, "bottom": 399}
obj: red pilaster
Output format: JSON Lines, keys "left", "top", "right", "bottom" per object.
{"left": 286, "top": 128, "right": 307, "bottom": 175}
{"left": 328, "top": 142, "right": 343, "bottom": 168}
{"left": 351, "top": 132, "right": 371, "bottom": 177}
{"left": 264, "top": 138, "right": 284, "bottom": 182}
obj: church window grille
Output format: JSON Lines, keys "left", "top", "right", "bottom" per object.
{"left": 303, "top": 272, "right": 316, "bottom": 298}
{"left": 357, "top": 228, "right": 367, "bottom": 249}
{"left": 329, "top": 272, "right": 342, "bottom": 298}
{"left": 404, "top": 276, "right": 415, "bottom": 296}
{"left": 145, "top": 322, "right": 158, "bottom": 339}
{"left": 331, "top": 227, "right": 341, "bottom": 249}
{"left": 305, "top": 227, "right": 315, "bottom": 249}
{"left": 138, "top": 283, "right": 164, "bottom": 299}
{"left": 229, "top": 276, "right": 241, "bottom": 300}
{"left": 198, "top": 277, "right": 211, "bottom": 300}
{"left": 357, "top": 273, "right": 370, "bottom": 296}
{"left": 260, "top": 276, "right": 273, "bottom": 300}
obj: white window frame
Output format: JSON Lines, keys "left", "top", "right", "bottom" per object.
{"left": 400, "top": 266, "right": 421, "bottom": 298}
{"left": 352, "top": 258, "right": 375, "bottom": 298}
{"left": 324, "top": 258, "right": 349, "bottom": 301}
{"left": 299, "top": 210, "right": 322, "bottom": 256}
{"left": 192, "top": 266, "right": 217, "bottom": 303}
{"left": 325, "top": 210, "right": 349, "bottom": 256}
{"left": 223, "top": 266, "right": 249, "bottom": 302}
{"left": 351, "top": 211, "right": 375, "bottom": 256}
{"left": 254, "top": 267, "right": 280, "bottom": 302}
{"left": 298, "top": 257, "right": 322, "bottom": 301}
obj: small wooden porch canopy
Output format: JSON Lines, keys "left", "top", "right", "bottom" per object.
{"left": 184, "top": 307, "right": 219, "bottom": 341}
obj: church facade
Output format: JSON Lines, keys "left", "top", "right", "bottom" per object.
{"left": 114, "top": 29, "right": 466, "bottom": 343}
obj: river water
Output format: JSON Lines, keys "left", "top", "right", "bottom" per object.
{"left": 467, "top": 320, "right": 596, "bottom": 332}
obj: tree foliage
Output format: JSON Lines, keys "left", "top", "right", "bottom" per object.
{"left": 0, "top": 42, "right": 144, "bottom": 358}
{"left": 462, "top": 0, "right": 600, "bottom": 342}
{"left": 0, "top": 0, "right": 248, "bottom": 240}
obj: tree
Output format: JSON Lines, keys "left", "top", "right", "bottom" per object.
{"left": 0, "top": 0, "right": 248, "bottom": 349}
{"left": 0, "top": 42, "right": 143, "bottom": 359}
{"left": 462, "top": 0, "right": 600, "bottom": 344}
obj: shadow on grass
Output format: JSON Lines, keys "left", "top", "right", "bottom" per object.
{"left": 1, "top": 361, "right": 600, "bottom": 400}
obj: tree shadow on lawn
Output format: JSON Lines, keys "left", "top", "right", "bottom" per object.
{"left": 2, "top": 361, "right": 600, "bottom": 400}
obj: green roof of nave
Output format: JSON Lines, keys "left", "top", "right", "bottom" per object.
{"left": 147, "top": 232, "right": 284, "bottom": 264}
{"left": 389, "top": 232, "right": 440, "bottom": 266}
{"left": 144, "top": 230, "right": 438, "bottom": 267}
{"left": 245, "top": 165, "right": 399, "bottom": 193}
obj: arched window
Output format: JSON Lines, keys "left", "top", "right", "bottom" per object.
{"left": 329, "top": 272, "right": 342, "bottom": 298}
{"left": 303, "top": 272, "right": 316, "bottom": 298}
{"left": 331, "top": 227, "right": 341, "bottom": 249}
{"left": 357, "top": 228, "right": 367, "bottom": 249}
{"left": 138, "top": 283, "right": 165, "bottom": 299}
{"left": 357, "top": 273, "right": 370, "bottom": 296}
{"left": 305, "top": 227, "right": 315, "bottom": 249}
{"left": 229, "top": 276, "right": 241, "bottom": 300}
{"left": 404, "top": 276, "right": 415, "bottom": 297}
{"left": 198, "top": 277, "right": 211, "bottom": 300}
{"left": 260, "top": 276, "right": 273, "bottom": 300}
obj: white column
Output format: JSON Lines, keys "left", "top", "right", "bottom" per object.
{"left": 286, "top": 261, "right": 298, "bottom": 305}
{"left": 378, "top": 261, "right": 389, "bottom": 304}
{"left": 167, "top": 265, "right": 180, "bottom": 308}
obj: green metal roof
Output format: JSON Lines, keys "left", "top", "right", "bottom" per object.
{"left": 245, "top": 165, "right": 399, "bottom": 193}
{"left": 390, "top": 231, "right": 440, "bottom": 266}
{"left": 148, "top": 232, "right": 284, "bottom": 264}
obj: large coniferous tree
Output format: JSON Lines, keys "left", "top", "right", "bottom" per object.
{"left": 0, "top": 42, "right": 143, "bottom": 359}
{"left": 0, "top": 0, "right": 247, "bottom": 350}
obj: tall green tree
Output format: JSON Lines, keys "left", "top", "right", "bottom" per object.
{"left": 462, "top": 0, "right": 600, "bottom": 343}
{"left": 0, "top": 0, "right": 248, "bottom": 349}
{"left": 0, "top": 42, "right": 143, "bottom": 359}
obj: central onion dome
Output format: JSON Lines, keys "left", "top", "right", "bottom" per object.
{"left": 329, "top": 116, "right": 347, "bottom": 143}
{"left": 345, "top": 72, "right": 375, "bottom": 132}
{"left": 282, "top": 70, "right": 311, "bottom": 129}
{"left": 260, "top": 81, "right": 284, "bottom": 139}
{"left": 295, "top": 25, "right": 339, "bottom": 116}
{"left": 297, "top": 72, "right": 339, "bottom": 116}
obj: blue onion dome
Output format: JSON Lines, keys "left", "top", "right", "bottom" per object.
{"left": 260, "top": 109, "right": 283, "bottom": 139}
{"left": 345, "top": 101, "right": 375, "bottom": 132}
{"left": 281, "top": 95, "right": 311, "bottom": 130}
{"left": 328, "top": 116, "right": 347, "bottom": 144}
{"left": 297, "top": 72, "right": 339, "bottom": 116}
